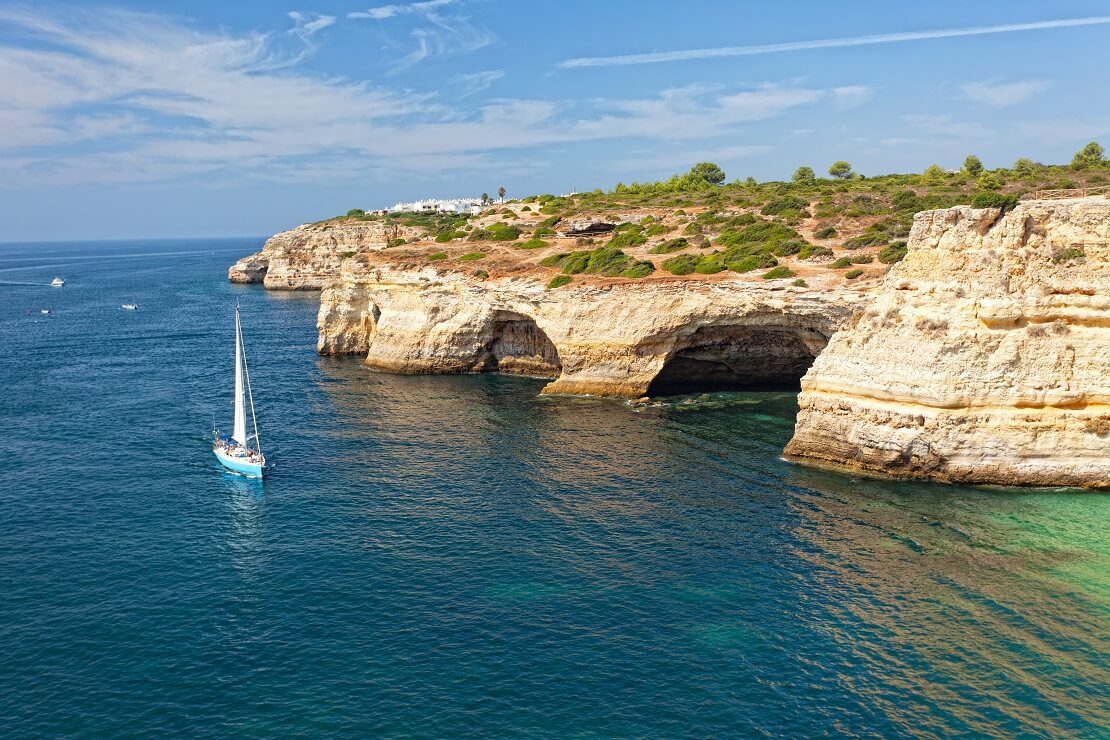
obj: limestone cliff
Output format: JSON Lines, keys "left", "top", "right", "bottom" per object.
{"left": 785, "top": 198, "right": 1110, "bottom": 488}
{"left": 229, "top": 221, "right": 417, "bottom": 290}
{"left": 317, "top": 263, "right": 861, "bottom": 398}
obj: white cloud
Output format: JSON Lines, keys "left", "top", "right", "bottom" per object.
{"left": 348, "top": 0, "right": 491, "bottom": 70}
{"left": 288, "top": 11, "right": 336, "bottom": 40}
{"left": 903, "top": 115, "right": 994, "bottom": 140}
{"left": 960, "top": 79, "right": 1050, "bottom": 107}
{"left": 832, "top": 85, "right": 874, "bottom": 109}
{"left": 559, "top": 16, "right": 1110, "bottom": 68}
{"left": 453, "top": 69, "right": 504, "bottom": 97}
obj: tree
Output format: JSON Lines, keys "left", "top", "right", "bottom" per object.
{"left": 828, "top": 160, "right": 853, "bottom": 179}
{"left": 976, "top": 171, "right": 1003, "bottom": 190}
{"left": 963, "top": 155, "right": 984, "bottom": 176}
{"left": 346, "top": 208, "right": 365, "bottom": 217}
{"left": 923, "top": 164, "right": 946, "bottom": 183}
{"left": 792, "top": 166, "right": 816, "bottom": 184}
{"left": 481, "top": 193, "right": 490, "bottom": 205}
{"left": 498, "top": 186, "right": 506, "bottom": 202}
{"left": 1071, "top": 141, "right": 1105, "bottom": 169}
{"left": 688, "top": 161, "right": 726, "bottom": 185}
{"left": 1012, "top": 157, "right": 1038, "bottom": 177}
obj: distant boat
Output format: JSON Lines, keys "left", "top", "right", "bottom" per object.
{"left": 121, "top": 304, "right": 138, "bottom": 311}
{"left": 51, "top": 277, "right": 65, "bottom": 287}
{"left": 40, "top": 309, "right": 51, "bottom": 315}
{"left": 212, "top": 305, "right": 266, "bottom": 478}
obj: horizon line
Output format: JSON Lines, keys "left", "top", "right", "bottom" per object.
{"left": 558, "top": 16, "right": 1110, "bottom": 68}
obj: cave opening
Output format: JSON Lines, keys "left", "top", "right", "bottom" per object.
{"left": 646, "top": 325, "right": 823, "bottom": 396}
{"left": 478, "top": 311, "right": 562, "bottom": 378}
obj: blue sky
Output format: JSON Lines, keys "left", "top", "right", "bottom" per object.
{"left": 2, "top": 0, "right": 1110, "bottom": 240}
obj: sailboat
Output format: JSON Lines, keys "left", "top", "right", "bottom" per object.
{"left": 213, "top": 305, "right": 266, "bottom": 478}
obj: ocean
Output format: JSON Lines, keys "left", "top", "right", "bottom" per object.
{"left": 0, "top": 239, "right": 1107, "bottom": 737}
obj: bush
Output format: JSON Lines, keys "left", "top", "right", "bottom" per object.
{"left": 435, "top": 229, "right": 464, "bottom": 242}
{"left": 608, "top": 228, "right": 647, "bottom": 250}
{"left": 339, "top": 250, "right": 357, "bottom": 258}
{"left": 428, "top": 252, "right": 448, "bottom": 261}
{"left": 728, "top": 254, "right": 778, "bottom": 273}
{"left": 798, "top": 245, "right": 834, "bottom": 260}
{"left": 963, "top": 155, "right": 984, "bottom": 176}
{"left": 473, "top": 270, "right": 489, "bottom": 279}
{"left": 543, "top": 246, "right": 655, "bottom": 278}
{"left": 760, "top": 195, "right": 809, "bottom": 216}
{"left": 517, "top": 238, "right": 549, "bottom": 250}
{"left": 792, "top": 278, "right": 808, "bottom": 287}
{"left": 793, "top": 166, "right": 816, "bottom": 184}
{"left": 814, "top": 226, "right": 838, "bottom": 239}
{"left": 878, "top": 242, "right": 908, "bottom": 264}
{"left": 458, "top": 252, "right": 485, "bottom": 261}
{"left": 469, "top": 223, "right": 521, "bottom": 241}
{"left": 976, "top": 171, "right": 1003, "bottom": 190}
{"left": 762, "top": 266, "right": 796, "bottom": 280}
{"left": 533, "top": 226, "right": 557, "bottom": 237}
{"left": 346, "top": 208, "right": 365, "bottom": 217}
{"left": 547, "top": 275, "right": 572, "bottom": 289}
{"left": 661, "top": 254, "right": 699, "bottom": 275}
{"left": 1053, "top": 246, "right": 1085, "bottom": 263}
{"left": 891, "top": 190, "right": 920, "bottom": 211}
{"left": 830, "top": 257, "right": 853, "bottom": 268}
{"left": 649, "top": 238, "right": 690, "bottom": 254}
{"left": 386, "top": 237, "right": 406, "bottom": 248}
{"left": 970, "top": 191, "right": 1019, "bottom": 211}
{"left": 845, "top": 268, "right": 864, "bottom": 279}
{"left": 1013, "top": 158, "right": 1038, "bottom": 177}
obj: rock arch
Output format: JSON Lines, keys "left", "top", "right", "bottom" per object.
{"left": 646, "top": 323, "right": 828, "bottom": 396}
{"left": 476, "top": 310, "right": 562, "bottom": 378}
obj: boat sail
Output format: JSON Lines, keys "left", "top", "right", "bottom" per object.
{"left": 213, "top": 305, "right": 265, "bottom": 477}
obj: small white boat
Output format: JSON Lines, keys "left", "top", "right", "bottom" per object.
{"left": 51, "top": 277, "right": 65, "bottom": 287}
{"left": 121, "top": 303, "right": 138, "bottom": 311}
{"left": 212, "top": 305, "right": 266, "bottom": 478}
{"left": 40, "top": 309, "right": 51, "bottom": 315}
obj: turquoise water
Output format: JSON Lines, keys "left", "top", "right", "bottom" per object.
{"left": 1, "top": 239, "right": 1107, "bottom": 737}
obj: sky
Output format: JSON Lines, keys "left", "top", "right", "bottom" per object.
{"left": 2, "top": 0, "right": 1110, "bottom": 240}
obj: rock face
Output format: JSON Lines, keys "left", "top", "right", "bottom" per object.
{"left": 229, "top": 221, "right": 417, "bottom": 289}
{"left": 785, "top": 198, "right": 1110, "bottom": 488}
{"left": 317, "top": 265, "right": 861, "bottom": 398}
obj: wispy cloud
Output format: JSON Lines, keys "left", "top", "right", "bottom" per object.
{"left": 960, "top": 78, "right": 1050, "bottom": 106}
{"left": 348, "top": 0, "right": 492, "bottom": 70}
{"left": 287, "top": 11, "right": 336, "bottom": 41}
{"left": 832, "top": 86, "right": 874, "bottom": 109}
{"left": 558, "top": 16, "right": 1110, "bottom": 68}
{"left": 453, "top": 69, "right": 504, "bottom": 97}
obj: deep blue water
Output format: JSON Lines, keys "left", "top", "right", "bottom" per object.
{"left": 0, "top": 239, "right": 1107, "bottom": 738}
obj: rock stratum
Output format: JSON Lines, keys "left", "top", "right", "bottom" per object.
{"left": 785, "top": 198, "right": 1110, "bottom": 488}
{"left": 317, "top": 265, "right": 860, "bottom": 398}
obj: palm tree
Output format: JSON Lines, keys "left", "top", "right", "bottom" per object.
{"left": 498, "top": 186, "right": 506, "bottom": 203}
{"left": 481, "top": 193, "right": 490, "bottom": 206}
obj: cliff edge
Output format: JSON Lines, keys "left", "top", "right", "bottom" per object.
{"left": 785, "top": 198, "right": 1110, "bottom": 488}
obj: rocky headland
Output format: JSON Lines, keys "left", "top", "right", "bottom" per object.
{"left": 785, "top": 198, "right": 1110, "bottom": 488}
{"left": 231, "top": 180, "right": 1110, "bottom": 488}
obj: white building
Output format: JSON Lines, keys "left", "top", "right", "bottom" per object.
{"left": 387, "top": 197, "right": 485, "bottom": 215}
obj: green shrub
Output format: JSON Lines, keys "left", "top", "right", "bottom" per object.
{"left": 547, "top": 275, "right": 572, "bottom": 289}
{"left": 435, "top": 229, "right": 465, "bottom": 242}
{"left": 683, "top": 222, "right": 704, "bottom": 235}
{"left": 543, "top": 247, "right": 655, "bottom": 278}
{"left": 644, "top": 223, "right": 672, "bottom": 236}
{"left": 830, "top": 257, "right": 853, "bottom": 268}
{"left": 346, "top": 208, "right": 365, "bottom": 217}
{"left": 728, "top": 254, "right": 777, "bottom": 273}
{"left": 538, "top": 215, "right": 562, "bottom": 228}
{"left": 976, "top": 171, "right": 1003, "bottom": 190}
{"left": 517, "top": 238, "right": 549, "bottom": 250}
{"left": 473, "top": 270, "right": 489, "bottom": 279}
{"left": 772, "top": 239, "right": 805, "bottom": 257}
{"left": 762, "top": 266, "right": 797, "bottom": 280}
{"left": 793, "top": 166, "right": 816, "bottom": 184}
{"left": 792, "top": 278, "right": 808, "bottom": 287}
{"left": 661, "top": 254, "right": 699, "bottom": 275}
{"left": 469, "top": 223, "right": 521, "bottom": 241}
{"left": 386, "top": 237, "right": 406, "bottom": 248}
{"left": 798, "top": 245, "right": 834, "bottom": 260}
{"left": 339, "top": 250, "right": 357, "bottom": 258}
{"left": 608, "top": 228, "right": 647, "bottom": 250}
{"left": 891, "top": 190, "right": 920, "bottom": 211}
{"left": 845, "top": 268, "right": 864, "bottom": 279}
{"left": 428, "top": 251, "right": 448, "bottom": 261}
{"left": 814, "top": 226, "right": 838, "bottom": 239}
{"left": 878, "top": 242, "right": 908, "bottom": 264}
{"left": 760, "top": 195, "right": 809, "bottom": 216}
{"left": 533, "top": 225, "right": 557, "bottom": 237}
{"left": 970, "top": 191, "right": 1019, "bottom": 211}
{"left": 458, "top": 252, "right": 485, "bottom": 261}
{"left": 649, "top": 238, "right": 690, "bottom": 254}
{"left": 1053, "top": 246, "right": 1085, "bottom": 263}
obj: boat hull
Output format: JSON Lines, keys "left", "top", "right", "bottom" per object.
{"left": 213, "top": 447, "right": 265, "bottom": 478}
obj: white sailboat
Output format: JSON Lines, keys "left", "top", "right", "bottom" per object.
{"left": 213, "top": 305, "right": 265, "bottom": 477}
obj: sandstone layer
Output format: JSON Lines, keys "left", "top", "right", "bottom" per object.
{"left": 785, "top": 198, "right": 1110, "bottom": 488}
{"left": 229, "top": 221, "right": 418, "bottom": 290}
{"left": 317, "top": 264, "right": 861, "bottom": 398}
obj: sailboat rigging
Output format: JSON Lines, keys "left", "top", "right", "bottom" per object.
{"left": 213, "top": 304, "right": 266, "bottom": 478}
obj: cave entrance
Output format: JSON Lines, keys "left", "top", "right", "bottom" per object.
{"left": 478, "top": 311, "right": 562, "bottom": 378}
{"left": 646, "top": 325, "right": 823, "bottom": 396}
